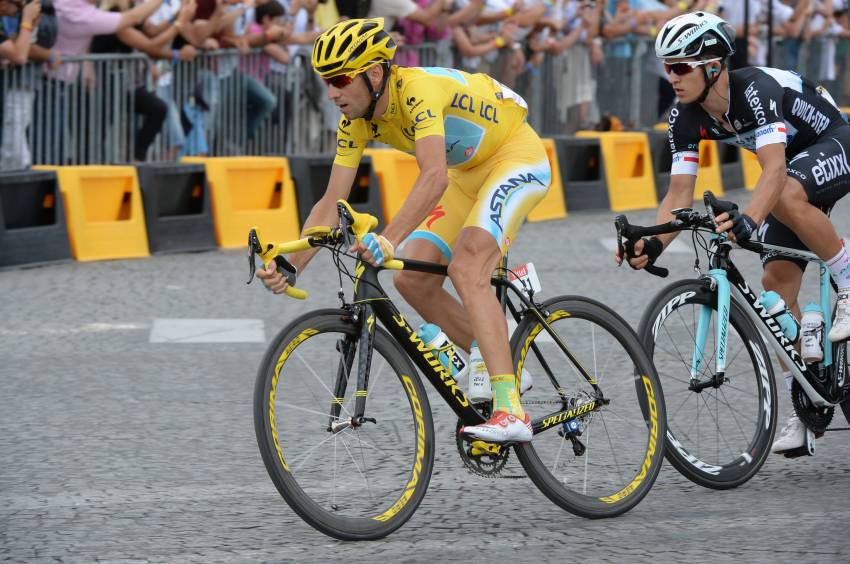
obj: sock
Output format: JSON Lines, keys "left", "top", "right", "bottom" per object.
{"left": 784, "top": 370, "right": 793, "bottom": 392}
{"left": 826, "top": 245, "right": 850, "bottom": 290}
{"left": 490, "top": 373, "right": 525, "bottom": 419}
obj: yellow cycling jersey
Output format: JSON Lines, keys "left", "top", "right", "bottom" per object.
{"left": 334, "top": 65, "right": 529, "bottom": 170}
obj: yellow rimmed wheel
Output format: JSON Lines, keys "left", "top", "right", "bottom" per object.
{"left": 510, "top": 296, "right": 667, "bottom": 518}
{"left": 254, "top": 309, "right": 435, "bottom": 540}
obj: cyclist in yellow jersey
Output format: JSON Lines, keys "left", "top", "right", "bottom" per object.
{"left": 257, "top": 17, "right": 552, "bottom": 443}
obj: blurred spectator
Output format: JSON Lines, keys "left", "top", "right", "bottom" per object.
{"left": 143, "top": 0, "right": 199, "bottom": 159}
{"left": 188, "top": 0, "right": 284, "bottom": 154}
{"left": 0, "top": 0, "right": 42, "bottom": 169}
{"left": 532, "top": 0, "right": 600, "bottom": 131}
{"left": 90, "top": 0, "right": 198, "bottom": 161}
{"left": 32, "top": 0, "right": 163, "bottom": 164}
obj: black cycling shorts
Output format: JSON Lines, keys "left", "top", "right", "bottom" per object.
{"left": 759, "top": 126, "right": 850, "bottom": 271}
{"left": 785, "top": 126, "right": 850, "bottom": 206}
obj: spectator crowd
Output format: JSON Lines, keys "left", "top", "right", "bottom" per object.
{"left": 1, "top": 0, "right": 850, "bottom": 168}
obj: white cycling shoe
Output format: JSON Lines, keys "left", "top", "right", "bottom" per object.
{"left": 461, "top": 411, "right": 533, "bottom": 443}
{"left": 771, "top": 414, "right": 807, "bottom": 454}
{"left": 828, "top": 290, "right": 850, "bottom": 342}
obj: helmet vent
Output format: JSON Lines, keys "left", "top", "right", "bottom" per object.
{"left": 667, "top": 24, "right": 697, "bottom": 47}
{"left": 349, "top": 41, "right": 368, "bottom": 62}
{"left": 338, "top": 34, "right": 352, "bottom": 55}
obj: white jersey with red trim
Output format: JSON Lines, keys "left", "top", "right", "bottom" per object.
{"left": 666, "top": 66, "right": 848, "bottom": 176}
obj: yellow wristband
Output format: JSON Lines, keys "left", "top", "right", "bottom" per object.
{"left": 650, "top": 25, "right": 657, "bottom": 37}
{"left": 494, "top": 36, "right": 506, "bottom": 48}
{"left": 20, "top": 22, "right": 33, "bottom": 31}
{"left": 677, "top": 0, "right": 688, "bottom": 10}
{"left": 504, "top": 6, "right": 513, "bottom": 16}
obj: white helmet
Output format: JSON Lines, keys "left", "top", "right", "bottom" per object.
{"left": 655, "top": 11, "right": 736, "bottom": 60}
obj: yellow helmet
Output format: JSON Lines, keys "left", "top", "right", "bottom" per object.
{"left": 312, "top": 18, "right": 397, "bottom": 78}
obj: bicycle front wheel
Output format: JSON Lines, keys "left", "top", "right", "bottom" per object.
{"left": 254, "top": 309, "right": 435, "bottom": 540}
{"left": 510, "top": 296, "right": 666, "bottom": 518}
{"left": 638, "top": 279, "right": 777, "bottom": 489}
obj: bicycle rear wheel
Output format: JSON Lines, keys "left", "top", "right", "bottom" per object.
{"left": 638, "top": 279, "right": 777, "bottom": 489}
{"left": 510, "top": 296, "right": 666, "bottom": 518}
{"left": 254, "top": 309, "right": 435, "bottom": 540}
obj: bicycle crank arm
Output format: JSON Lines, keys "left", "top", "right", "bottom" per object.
{"left": 688, "top": 372, "right": 727, "bottom": 392}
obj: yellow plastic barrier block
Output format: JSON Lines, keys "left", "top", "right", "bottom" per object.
{"left": 34, "top": 165, "right": 149, "bottom": 261}
{"left": 694, "top": 140, "right": 724, "bottom": 198}
{"left": 182, "top": 156, "right": 299, "bottom": 248}
{"left": 363, "top": 148, "right": 419, "bottom": 223}
{"left": 741, "top": 150, "right": 761, "bottom": 191}
{"left": 528, "top": 139, "right": 567, "bottom": 222}
{"left": 576, "top": 131, "right": 657, "bottom": 212}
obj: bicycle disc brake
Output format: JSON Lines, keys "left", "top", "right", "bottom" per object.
{"left": 791, "top": 380, "right": 833, "bottom": 434}
{"left": 454, "top": 417, "right": 512, "bottom": 478}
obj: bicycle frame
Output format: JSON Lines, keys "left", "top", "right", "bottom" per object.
{"left": 693, "top": 236, "right": 837, "bottom": 408}
{"left": 334, "top": 256, "right": 604, "bottom": 433}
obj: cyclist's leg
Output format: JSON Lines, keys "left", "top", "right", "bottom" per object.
{"left": 769, "top": 176, "right": 843, "bottom": 261}
{"left": 394, "top": 179, "right": 476, "bottom": 350}
{"left": 759, "top": 216, "right": 819, "bottom": 453}
{"left": 759, "top": 215, "right": 808, "bottom": 320}
{"left": 779, "top": 133, "right": 850, "bottom": 296}
{"left": 455, "top": 123, "right": 551, "bottom": 442}
{"left": 781, "top": 132, "right": 850, "bottom": 340}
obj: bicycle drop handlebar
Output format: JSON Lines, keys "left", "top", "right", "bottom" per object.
{"left": 615, "top": 191, "right": 764, "bottom": 278}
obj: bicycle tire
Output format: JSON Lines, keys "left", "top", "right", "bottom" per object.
{"left": 510, "top": 296, "right": 667, "bottom": 518}
{"left": 638, "top": 279, "right": 777, "bottom": 489}
{"left": 254, "top": 309, "right": 435, "bottom": 540}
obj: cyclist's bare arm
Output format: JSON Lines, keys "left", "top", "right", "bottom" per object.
{"left": 377, "top": 135, "right": 449, "bottom": 248}
{"left": 256, "top": 164, "right": 357, "bottom": 292}
{"left": 731, "top": 143, "right": 786, "bottom": 226}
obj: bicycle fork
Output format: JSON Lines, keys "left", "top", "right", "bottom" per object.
{"left": 691, "top": 269, "right": 731, "bottom": 392}
{"left": 328, "top": 305, "right": 378, "bottom": 433}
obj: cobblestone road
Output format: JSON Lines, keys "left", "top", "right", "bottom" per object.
{"left": 2, "top": 189, "right": 848, "bottom": 563}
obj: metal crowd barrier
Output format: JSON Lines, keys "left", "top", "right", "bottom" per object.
{"left": 2, "top": 37, "right": 850, "bottom": 169}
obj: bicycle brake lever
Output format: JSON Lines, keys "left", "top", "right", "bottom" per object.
{"left": 247, "top": 228, "right": 261, "bottom": 284}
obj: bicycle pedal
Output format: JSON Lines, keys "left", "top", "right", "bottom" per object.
{"left": 782, "top": 446, "right": 813, "bottom": 459}
{"left": 470, "top": 440, "right": 501, "bottom": 456}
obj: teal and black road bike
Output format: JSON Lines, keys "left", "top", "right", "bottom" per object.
{"left": 616, "top": 191, "right": 850, "bottom": 490}
{"left": 248, "top": 200, "right": 666, "bottom": 540}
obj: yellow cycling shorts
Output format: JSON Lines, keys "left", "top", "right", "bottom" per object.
{"left": 405, "top": 122, "right": 551, "bottom": 260}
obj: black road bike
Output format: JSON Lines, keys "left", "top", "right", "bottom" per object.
{"left": 250, "top": 200, "right": 666, "bottom": 540}
{"left": 616, "top": 191, "right": 850, "bottom": 490}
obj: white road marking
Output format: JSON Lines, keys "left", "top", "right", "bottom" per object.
{"left": 0, "top": 322, "right": 148, "bottom": 336}
{"left": 149, "top": 318, "right": 265, "bottom": 343}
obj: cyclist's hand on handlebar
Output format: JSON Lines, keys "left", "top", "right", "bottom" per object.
{"left": 615, "top": 237, "right": 662, "bottom": 270}
{"left": 714, "top": 209, "right": 758, "bottom": 243}
{"left": 350, "top": 233, "right": 394, "bottom": 267}
{"left": 256, "top": 263, "right": 293, "bottom": 295}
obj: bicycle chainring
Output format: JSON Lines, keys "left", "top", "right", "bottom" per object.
{"left": 791, "top": 380, "right": 834, "bottom": 433}
{"left": 454, "top": 416, "right": 512, "bottom": 478}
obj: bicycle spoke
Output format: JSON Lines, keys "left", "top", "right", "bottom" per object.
{"left": 338, "top": 433, "right": 376, "bottom": 505}
{"left": 291, "top": 431, "right": 340, "bottom": 473}
{"left": 294, "top": 348, "right": 354, "bottom": 419}
{"left": 339, "top": 427, "right": 413, "bottom": 469}
{"left": 598, "top": 414, "right": 626, "bottom": 486}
